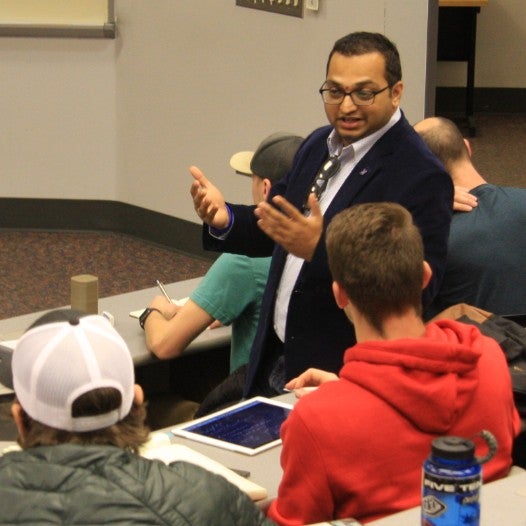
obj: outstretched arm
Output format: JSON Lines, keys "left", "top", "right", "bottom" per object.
{"left": 189, "top": 165, "right": 230, "bottom": 229}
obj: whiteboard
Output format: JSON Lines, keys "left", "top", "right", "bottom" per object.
{"left": 0, "top": 0, "right": 114, "bottom": 38}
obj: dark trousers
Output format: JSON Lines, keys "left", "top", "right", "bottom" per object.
{"left": 194, "top": 364, "right": 248, "bottom": 418}
{"left": 195, "top": 330, "right": 284, "bottom": 418}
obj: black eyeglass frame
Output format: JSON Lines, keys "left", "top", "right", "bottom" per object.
{"left": 319, "top": 83, "right": 391, "bottom": 106}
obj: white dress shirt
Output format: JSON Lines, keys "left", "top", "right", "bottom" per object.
{"left": 273, "top": 108, "right": 402, "bottom": 342}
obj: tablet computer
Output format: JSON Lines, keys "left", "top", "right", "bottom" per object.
{"left": 172, "top": 396, "right": 293, "bottom": 455}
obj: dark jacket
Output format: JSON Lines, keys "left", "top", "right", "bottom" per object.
{"left": 203, "top": 114, "right": 453, "bottom": 395}
{"left": 0, "top": 444, "right": 275, "bottom": 525}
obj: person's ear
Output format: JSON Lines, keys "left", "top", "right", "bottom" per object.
{"left": 262, "top": 178, "right": 272, "bottom": 199}
{"left": 463, "top": 138, "right": 473, "bottom": 157}
{"left": 133, "top": 384, "right": 144, "bottom": 405}
{"left": 422, "top": 261, "right": 433, "bottom": 289}
{"left": 11, "top": 402, "right": 26, "bottom": 440}
{"left": 332, "top": 280, "right": 350, "bottom": 309}
{"left": 390, "top": 80, "right": 403, "bottom": 106}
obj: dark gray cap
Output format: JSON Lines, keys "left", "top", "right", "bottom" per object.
{"left": 229, "top": 132, "right": 303, "bottom": 184}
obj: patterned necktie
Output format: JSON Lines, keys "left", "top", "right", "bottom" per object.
{"left": 303, "top": 155, "right": 341, "bottom": 213}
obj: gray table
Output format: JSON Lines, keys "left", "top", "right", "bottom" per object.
{"left": 0, "top": 278, "right": 231, "bottom": 367}
{"left": 0, "top": 279, "right": 232, "bottom": 403}
{"left": 369, "top": 466, "right": 526, "bottom": 525}
{"left": 153, "top": 392, "right": 526, "bottom": 525}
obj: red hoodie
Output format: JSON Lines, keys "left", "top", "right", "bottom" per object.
{"left": 268, "top": 319, "right": 520, "bottom": 525}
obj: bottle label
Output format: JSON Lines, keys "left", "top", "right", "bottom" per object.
{"left": 421, "top": 471, "right": 480, "bottom": 525}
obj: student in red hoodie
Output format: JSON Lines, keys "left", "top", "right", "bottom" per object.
{"left": 267, "top": 202, "right": 520, "bottom": 526}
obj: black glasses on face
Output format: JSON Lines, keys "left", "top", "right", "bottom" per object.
{"left": 303, "top": 155, "right": 341, "bottom": 212}
{"left": 319, "top": 82, "right": 391, "bottom": 106}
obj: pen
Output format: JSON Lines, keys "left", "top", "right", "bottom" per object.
{"left": 156, "top": 280, "right": 174, "bottom": 304}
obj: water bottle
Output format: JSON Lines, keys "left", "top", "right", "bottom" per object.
{"left": 421, "top": 431, "right": 497, "bottom": 526}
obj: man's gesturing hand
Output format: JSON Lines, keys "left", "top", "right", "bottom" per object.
{"left": 189, "top": 165, "right": 230, "bottom": 229}
{"left": 255, "top": 193, "right": 323, "bottom": 261}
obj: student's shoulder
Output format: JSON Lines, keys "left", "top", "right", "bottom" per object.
{"left": 291, "top": 379, "right": 352, "bottom": 417}
{"left": 133, "top": 453, "right": 221, "bottom": 489}
{"left": 209, "top": 252, "right": 256, "bottom": 272}
{"left": 132, "top": 457, "right": 269, "bottom": 523}
{"left": 196, "top": 254, "right": 266, "bottom": 292}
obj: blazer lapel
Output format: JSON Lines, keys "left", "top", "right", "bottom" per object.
{"left": 324, "top": 152, "right": 384, "bottom": 222}
{"left": 324, "top": 116, "right": 405, "bottom": 221}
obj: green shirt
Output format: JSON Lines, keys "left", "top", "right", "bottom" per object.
{"left": 190, "top": 253, "right": 270, "bottom": 372}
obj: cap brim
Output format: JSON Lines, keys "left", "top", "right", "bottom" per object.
{"left": 229, "top": 151, "right": 254, "bottom": 175}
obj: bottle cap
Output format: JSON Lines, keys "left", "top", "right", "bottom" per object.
{"left": 431, "top": 436, "right": 475, "bottom": 460}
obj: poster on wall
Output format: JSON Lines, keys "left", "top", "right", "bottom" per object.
{"left": 236, "top": 0, "right": 303, "bottom": 18}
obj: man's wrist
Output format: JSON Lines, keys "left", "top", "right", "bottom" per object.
{"left": 209, "top": 204, "right": 233, "bottom": 239}
{"left": 139, "top": 307, "right": 163, "bottom": 330}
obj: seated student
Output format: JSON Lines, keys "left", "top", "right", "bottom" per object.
{"left": 267, "top": 202, "right": 520, "bottom": 526}
{"left": 414, "top": 116, "right": 526, "bottom": 319}
{"left": 0, "top": 309, "right": 274, "bottom": 525}
{"left": 142, "top": 132, "right": 303, "bottom": 374}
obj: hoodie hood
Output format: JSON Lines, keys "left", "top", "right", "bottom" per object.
{"left": 340, "top": 319, "right": 484, "bottom": 434}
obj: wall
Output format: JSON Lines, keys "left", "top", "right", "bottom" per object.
{"left": 0, "top": 1, "right": 432, "bottom": 225}
{"left": 0, "top": 38, "right": 117, "bottom": 198}
{"left": 115, "top": 0, "right": 433, "bottom": 221}
{"left": 437, "top": 0, "right": 526, "bottom": 88}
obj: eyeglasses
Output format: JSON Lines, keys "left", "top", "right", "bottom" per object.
{"left": 303, "top": 155, "right": 341, "bottom": 213}
{"left": 319, "top": 83, "right": 391, "bottom": 106}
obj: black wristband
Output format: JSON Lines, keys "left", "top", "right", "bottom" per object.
{"left": 139, "top": 307, "right": 162, "bottom": 330}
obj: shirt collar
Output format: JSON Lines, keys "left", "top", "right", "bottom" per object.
{"left": 327, "top": 107, "right": 402, "bottom": 160}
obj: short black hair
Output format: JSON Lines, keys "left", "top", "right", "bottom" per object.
{"left": 327, "top": 32, "right": 402, "bottom": 87}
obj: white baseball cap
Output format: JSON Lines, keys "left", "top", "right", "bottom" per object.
{"left": 12, "top": 309, "right": 134, "bottom": 433}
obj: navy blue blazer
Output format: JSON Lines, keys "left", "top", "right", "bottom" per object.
{"left": 203, "top": 113, "right": 453, "bottom": 396}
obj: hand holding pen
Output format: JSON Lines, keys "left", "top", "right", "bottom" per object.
{"left": 156, "top": 280, "right": 174, "bottom": 304}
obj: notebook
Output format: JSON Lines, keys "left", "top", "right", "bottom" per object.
{"left": 140, "top": 433, "right": 268, "bottom": 500}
